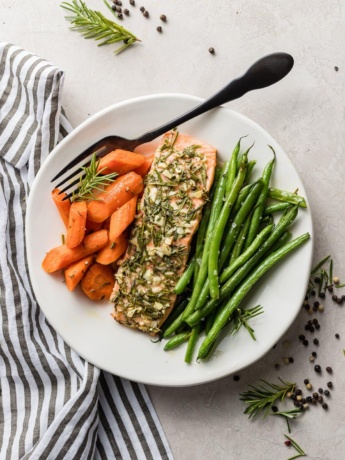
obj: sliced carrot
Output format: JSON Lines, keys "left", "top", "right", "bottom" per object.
{"left": 134, "top": 154, "right": 154, "bottom": 176}
{"left": 81, "top": 263, "right": 115, "bottom": 301}
{"left": 87, "top": 171, "right": 143, "bottom": 223}
{"left": 42, "top": 229, "right": 108, "bottom": 273}
{"left": 66, "top": 201, "right": 87, "bottom": 249}
{"left": 64, "top": 255, "right": 94, "bottom": 291}
{"left": 52, "top": 189, "right": 71, "bottom": 227}
{"left": 109, "top": 195, "right": 137, "bottom": 241}
{"left": 96, "top": 231, "right": 128, "bottom": 265}
{"left": 97, "top": 149, "right": 146, "bottom": 175}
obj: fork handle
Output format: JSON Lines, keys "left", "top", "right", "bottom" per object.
{"left": 135, "top": 52, "right": 294, "bottom": 145}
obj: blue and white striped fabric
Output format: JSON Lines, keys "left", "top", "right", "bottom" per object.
{"left": 0, "top": 42, "right": 173, "bottom": 460}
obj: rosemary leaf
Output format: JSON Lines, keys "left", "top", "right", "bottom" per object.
{"left": 61, "top": 0, "right": 140, "bottom": 54}
{"left": 284, "top": 434, "right": 306, "bottom": 458}
{"left": 229, "top": 305, "right": 264, "bottom": 340}
{"left": 270, "top": 408, "right": 303, "bottom": 433}
{"left": 311, "top": 255, "right": 331, "bottom": 274}
{"left": 240, "top": 378, "right": 296, "bottom": 419}
{"left": 72, "top": 153, "right": 118, "bottom": 202}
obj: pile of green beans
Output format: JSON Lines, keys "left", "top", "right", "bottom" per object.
{"left": 164, "top": 138, "right": 310, "bottom": 363}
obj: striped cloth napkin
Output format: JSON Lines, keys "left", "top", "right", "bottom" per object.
{"left": 0, "top": 43, "right": 173, "bottom": 460}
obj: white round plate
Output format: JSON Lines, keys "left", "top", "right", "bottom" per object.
{"left": 26, "top": 94, "right": 313, "bottom": 387}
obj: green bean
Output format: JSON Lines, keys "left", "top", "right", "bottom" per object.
{"left": 219, "top": 181, "right": 263, "bottom": 269}
{"left": 268, "top": 188, "right": 307, "bottom": 208}
{"left": 245, "top": 153, "right": 275, "bottom": 249}
{"left": 263, "top": 202, "right": 291, "bottom": 215}
{"left": 174, "top": 256, "right": 196, "bottom": 294}
{"left": 164, "top": 331, "right": 191, "bottom": 351}
{"left": 197, "top": 232, "right": 311, "bottom": 359}
{"left": 209, "top": 156, "right": 248, "bottom": 299}
{"left": 221, "top": 205, "right": 299, "bottom": 285}
{"left": 230, "top": 211, "right": 253, "bottom": 263}
{"left": 224, "top": 224, "right": 274, "bottom": 281}
{"left": 205, "top": 310, "right": 217, "bottom": 335}
{"left": 160, "top": 299, "right": 189, "bottom": 335}
{"left": 163, "top": 310, "right": 185, "bottom": 337}
{"left": 269, "top": 230, "right": 292, "bottom": 253}
{"left": 236, "top": 143, "right": 254, "bottom": 171}
{"left": 194, "top": 168, "right": 221, "bottom": 284}
{"left": 232, "top": 182, "right": 257, "bottom": 215}
{"left": 225, "top": 137, "right": 244, "bottom": 196}
{"left": 184, "top": 322, "right": 201, "bottom": 363}
{"left": 180, "top": 162, "right": 231, "bottom": 321}
{"left": 244, "top": 160, "right": 257, "bottom": 183}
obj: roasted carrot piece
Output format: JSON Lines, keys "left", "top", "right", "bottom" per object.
{"left": 109, "top": 196, "right": 137, "bottom": 241}
{"left": 52, "top": 188, "right": 71, "bottom": 227}
{"left": 42, "top": 229, "right": 108, "bottom": 273}
{"left": 134, "top": 154, "right": 154, "bottom": 176}
{"left": 66, "top": 201, "right": 87, "bottom": 249}
{"left": 81, "top": 263, "right": 115, "bottom": 300}
{"left": 87, "top": 172, "right": 143, "bottom": 223}
{"left": 97, "top": 149, "right": 146, "bottom": 175}
{"left": 96, "top": 231, "right": 128, "bottom": 265}
{"left": 64, "top": 255, "right": 94, "bottom": 291}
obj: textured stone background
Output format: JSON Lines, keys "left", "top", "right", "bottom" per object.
{"left": 1, "top": 1, "right": 344, "bottom": 458}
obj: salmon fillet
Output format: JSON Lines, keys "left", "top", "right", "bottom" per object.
{"left": 110, "top": 130, "right": 217, "bottom": 334}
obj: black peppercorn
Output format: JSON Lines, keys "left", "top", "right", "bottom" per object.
{"left": 208, "top": 47, "right": 215, "bottom": 54}
{"left": 322, "top": 403, "right": 328, "bottom": 410}
{"left": 140, "top": 6, "right": 145, "bottom": 12}
{"left": 318, "top": 395, "right": 324, "bottom": 403}
{"left": 233, "top": 375, "right": 240, "bottom": 381}
{"left": 271, "top": 406, "right": 278, "bottom": 413}
{"left": 306, "top": 396, "right": 312, "bottom": 403}
{"left": 117, "top": 13, "right": 123, "bottom": 19}
{"left": 324, "top": 390, "right": 330, "bottom": 397}
{"left": 326, "top": 366, "right": 333, "bottom": 373}
{"left": 318, "top": 388, "right": 323, "bottom": 394}
{"left": 299, "top": 334, "right": 305, "bottom": 341}
{"left": 129, "top": 0, "right": 135, "bottom": 5}
{"left": 315, "top": 324, "right": 320, "bottom": 330}
{"left": 156, "top": 26, "right": 162, "bottom": 32}
{"left": 312, "top": 392, "right": 319, "bottom": 399}
{"left": 309, "top": 326, "right": 315, "bottom": 332}
{"left": 123, "top": 8, "right": 129, "bottom": 15}
{"left": 319, "top": 292, "right": 325, "bottom": 298}
{"left": 335, "top": 333, "right": 340, "bottom": 339}
{"left": 304, "top": 304, "right": 310, "bottom": 311}
{"left": 289, "top": 357, "right": 294, "bottom": 363}
{"left": 304, "top": 378, "right": 309, "bottom": 384}
{"left": 332, "top": 294, "right": 337, "bottom": 301}
{"left": 312, "top": 351, "right": 317, "bottom": 357}
{"left": 115, "top": 0, "right": 122, "bottom": 5}
{"left": 314, "top": 365, "right": 322, "bottom": 373}
{"left": 314, "top": 276, "right": 321, "bottom": 283}
{"left": 160, "top": 14, "right": 167, "bottom": 22}
{"left": 327, "top": 381, "right": 333, "bottom": 388}
{"left": 334, "top": 66, "right": 339, "bottom": 71}
{"left": 111, "top": 4, "right": 117, "bottom": 10}
{"left": 274, "top": 363, "right": 280, "bottom": 370}
{"left": 291, "top": 393, "right": 296, "bottom": 401}
{"left": 313, "top": 338, "right": 319, "bottom": 345}
{"left": 295, "top": 389, "right": 302, "bottom": 396}
{"left": 303, "top": 339, "right": 309, "bottom": 346}
{"left": 143, "top": 10, "right": 149, "bottom": 17}
{"left": 116, "top": 6, "right": 122, "bottom": 12}
{"left": 314, "top": 301, "right": 319, "bottom": 308}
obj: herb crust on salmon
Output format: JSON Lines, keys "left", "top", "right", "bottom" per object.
{"left": 111, "top": 130, "right": 217, "bottom": 334}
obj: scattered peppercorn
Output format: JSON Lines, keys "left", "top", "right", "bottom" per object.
{"left": 327, "top": 381, "right": 333, "bottom": 388}
{"left": 304, "top": 378, "right": 309, "bottom": 384}
{"left": 313, "top": 338, "right": 319, "bottom": 345}
{"left": 322, "top": 403, "right": 328, "bottom": 410}
{"left": 314, "top": 364, "right": 322, "bottom": 373}
{"left": 318, "top": 388, "right": 323, "bottom": 394}
{"left": 296, "top": 395, "right": 303, "bottom": 401}
{"left": 318, "top": 304, "right": 324, "bottom": 312}
{"left": 332, "top": 294, "right": 337, "bottom": 301}
{"left": 326, "top": 366, "right": 333, "bottom": 373}
{"left": 285, "top": 440, "right": 291, "bottom": 446}
{"left": 324, "top": 390, "right": 330, "bottom": 397}
{"left": 272, "top": 406, "right": 278, "bottom": 413}
{"left": 289, "top": 357, "right": 294, "bottom": 363}
{"left": 117, "top": 13, "right": 123, "bottom": 19}
{"left": 335, "top": 333, "right": 340, "bottom": 339}
{"left": 306, "top": 383, "right": 312, "bottom": 390}
{"left": 303, "top": 339, "right": 309, "bottom": 346}
{"left": 309, "top": 356, "right": 315, "bottom": 362}
{"left": 160, "top": 14, "right": 167, "bottom": 22}
{"left": 233, "top": 375, "right": 240, "bottom": 381}
{"left": 304, "top": 304, "right": 310, "bottom": 311}
{"left": 143, "top": 10, "right": 149, "bottom": 17}
{"left": 115, "top": 0, "right": 122, "bottom": 5}
{"left": 295, "top": 389, "right": 302, "bottom": 396}
{"left": 208, "top": 47, "right": 215, "bottom": 55}
{"left": 315, "top": 324, "right": 321, "bottom": 330}
{"left": 274, "top": 363, "right": 280, "bottom": 370}
{"left": 313, "top": 392, "right": 319, "bottom": 399}
{"left": 318, "top": 395, "right": 324, "bottom": 403}
{"left": 111, "top": 4, "right": 117, "bottom": 11}
{"left": 291, "top": 393, "right": 296, "bottom": 401}
{"left": 123, "top": 8, "right": 129, "bottom": 15}
{"left": 129, "top": 0, "right": 135, "bottom": 5}
{"left": 156, "top": 26, "right": 162, "bottom": 32}
{"left": 306, "top": 396, "right": 312, "bottom": 403}
{"left": 319, "top": 292, "right": 325, "bottom": 299}
{"left": 116, "top": 6, "right": 122, "bottom": 12}
{"left": 314, "top": 276, "right": 321, "bottom": 283}
{"left": 311, "top": 289, "right": 316, "bottom": 296}
{"left": 140, "top": 6, "right": 145, "bottom": 12}
{"left": 299, "top": 334, "right": 305, "bottom": 341}
{"left": 312, "top": 351, "right": 317, "bottom": 357}
{"left": 334, "top": 66, "right": 339, "bottom": 71}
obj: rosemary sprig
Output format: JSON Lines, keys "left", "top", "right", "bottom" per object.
{"left": 270, "top": 408, "right": 303, "bottom": 433}
{"left": 240, "top": 378, "right": 296, "bottom": 419}
{"left": 71, "top": 153, "right": 118, "bottom": 202}
{"left": 229, "top": 305, "right": 264, "bottom": 340}
{"left": 284, "top": 434, "right": 306, "bottom": 459}
{"left": 61, "top": 0, "right": 139, "bottom": 54}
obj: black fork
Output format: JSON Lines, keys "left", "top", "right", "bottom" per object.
{"left": 52, "top": 52, "right": 294, "bottom": 198}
